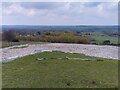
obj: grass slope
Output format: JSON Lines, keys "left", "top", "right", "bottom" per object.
{"left": 2, "top": 52, "right": 118, "bottom": 88}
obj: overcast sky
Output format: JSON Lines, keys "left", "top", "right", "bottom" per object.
{"left": 1, "top": 2, "right": 118, "bottom": 25}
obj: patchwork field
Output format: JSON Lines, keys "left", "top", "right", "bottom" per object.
{"left": 2, "top": 52, "right": 118, "bottom": 88}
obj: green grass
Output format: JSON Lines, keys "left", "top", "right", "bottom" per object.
{"left": 2, "top": 52, "right": 118, "bottom": 88}
{"left": 28, "top": 41, "right": 50, "bottom": 45}
{"left": 1, "top": 41, "right": 50, "bottom": 48}
{"left": 1, "top": 41, "right": 29, "bottom": 48}
{"left": 89, "top": 32, "right": 118, "bottom": 44}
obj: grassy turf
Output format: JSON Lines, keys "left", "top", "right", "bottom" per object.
{"left": 2, "top": 52, "right": 118, "bottom": 88}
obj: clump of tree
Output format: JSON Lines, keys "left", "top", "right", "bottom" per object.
{"left": 102, "top": 40, "right": 111, "bottom": 45}
{"left": 2, "top": 30, "right": 19, "bottom": 42}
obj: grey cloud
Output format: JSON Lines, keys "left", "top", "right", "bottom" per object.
{"left": 20, "top": 2, "right": 65, "bottom": 10}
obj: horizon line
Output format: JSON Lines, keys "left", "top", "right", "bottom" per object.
{"left": 1, "top": 24, "right": 118, "bottom": 26}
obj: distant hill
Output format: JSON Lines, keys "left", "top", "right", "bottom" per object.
{"left": 1, "top": 25, "right": 118, "bottom": 31}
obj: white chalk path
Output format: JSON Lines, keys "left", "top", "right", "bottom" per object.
{"left": 0, "top": 43, "right": 119, "bottom": 62}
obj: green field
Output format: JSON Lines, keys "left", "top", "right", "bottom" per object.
{"left": 2, "top": 52, "right": 118, "bottom": 88}
{"left": 89, "top": 32, "right": 118, "bottom": 44}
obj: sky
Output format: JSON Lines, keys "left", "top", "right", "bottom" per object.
{"left": 1, "top": 1, "right": 118, "bottom": 25}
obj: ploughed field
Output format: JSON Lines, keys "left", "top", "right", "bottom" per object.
{"left": 2, "top": 52, "right": 118, "bottom": 88}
